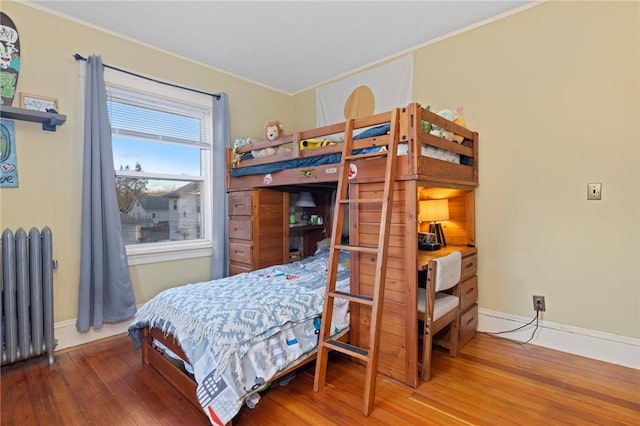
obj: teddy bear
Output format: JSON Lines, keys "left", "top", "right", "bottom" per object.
{"left": 260, "top": 120, "right": 293, "bottom": 155}
{"left": 264, "top": 120, "right": 284, "bottom": 141}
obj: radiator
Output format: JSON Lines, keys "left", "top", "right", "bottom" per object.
{"left": 1, "top": 227, "right": 56, "bottom": 365}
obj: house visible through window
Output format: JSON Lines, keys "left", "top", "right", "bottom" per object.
{"left": 103, "top": 69, "right": 213, "bottom": 261}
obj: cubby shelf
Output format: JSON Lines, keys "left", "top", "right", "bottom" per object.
{"left": 0, "top": 105, "right": 67, "bottom": 131}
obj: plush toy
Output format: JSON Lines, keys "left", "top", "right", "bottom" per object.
{"left": 420, "top": 104, "right": 432, "bottom": 133}
{"left": 251, "top": 145, "right": 275, "bottom": 158}
{"left": 429, "top": 109, "right": 456, "bottom": 142}
{"left": 264, "top": 120, "right": 284, "bottom": 141}
{"left": 248, "top": 121, "right": 292, "bottom": 157}
{"left": 452, "top": 106, "right": 466, "bottom": 144}
{"left": 232, "top": 139, "right": 245, "bottom": 165}
{"left": 300, "top": 138, "right": 336, "bottom": 150}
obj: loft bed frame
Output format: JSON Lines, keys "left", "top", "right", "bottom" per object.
{"left": 227, "top": 102, "right": 478, "bottom": 191}
{"left": 138, "top": 102, "right": 479, "bottom": 423}
{"left": 224, "top": 101, "right": 480, "bottom": 389}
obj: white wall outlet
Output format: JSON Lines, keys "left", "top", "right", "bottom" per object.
{"left": 587, "top": 183, "right": 602, "bottom": 200}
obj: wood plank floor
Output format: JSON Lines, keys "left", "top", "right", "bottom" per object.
{"left": 2, "top": 333, "right": 639, "bottom": 425}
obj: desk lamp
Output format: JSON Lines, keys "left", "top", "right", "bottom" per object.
{"left": 419, "top": 199, "right": 449, "bottom": 247}
{"left": 295, "top": 192, "right": 316, "bottom": 223}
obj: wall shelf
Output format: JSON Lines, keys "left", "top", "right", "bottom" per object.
{"left": 0, "top": 105, "right": 67, "bottom": 131}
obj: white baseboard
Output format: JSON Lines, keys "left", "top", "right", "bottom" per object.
{"left": 54, "top": 318, "right": 132, "bottom": 351}
{"left": 478, "top": 308, "right": 640, "bottom": 370}
{"left": 55, "top": 308, "right": 640, "bottom": 371}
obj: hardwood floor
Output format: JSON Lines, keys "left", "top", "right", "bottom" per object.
{"left": 2, "top": 333, "right": 638, "bottom": 425}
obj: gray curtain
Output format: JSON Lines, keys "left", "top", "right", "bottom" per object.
{"left": 211, "top": 93, "right": 230, "bottom": 279}
{"left": 77, "top": 55, "right": 136, "bottom": 332}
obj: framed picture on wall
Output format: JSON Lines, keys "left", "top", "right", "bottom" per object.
{"left": 20, "top": 93, "right": 58, "bottom": 112}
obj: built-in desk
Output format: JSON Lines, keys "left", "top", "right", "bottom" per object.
{"left": 417, "top": 245, "right": 478, "bottom": 348}
{"left": 289, "top": 223, "right": 327, "bottom": 259}
{"left": 417, "top": 245, "right": 476, "bottom": 271}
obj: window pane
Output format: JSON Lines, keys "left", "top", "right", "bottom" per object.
{"left": 117, "top": 178, "right": 203, "bottom": 245}
{"left": 113, "top": 136, "right": 201, "bottom": 176}
{"left": 109, "top": 100, "right": 202, "bottom": 143}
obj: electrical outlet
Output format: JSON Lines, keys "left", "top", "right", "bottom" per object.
{"left": 532, "top": 295, "right": 546, "bottom": 312}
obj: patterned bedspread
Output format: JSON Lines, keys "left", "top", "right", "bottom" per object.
{"left": 128, "top": 248, "right": 350, "bottom": 425}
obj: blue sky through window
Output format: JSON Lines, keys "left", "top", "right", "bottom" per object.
{"left": 112, "top": 136, "right": 201, "bottom": 176}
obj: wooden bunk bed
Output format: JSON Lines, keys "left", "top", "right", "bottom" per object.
{"left": 226, "top": 102, "right": 479, "bottom": 388}
{"left": 133, "top": 102, "right": 479, "bottom": 423}
{"left": 227, "top": 103, "right": 478, "bottom": 191}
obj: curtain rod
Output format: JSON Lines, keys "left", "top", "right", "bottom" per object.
{"left": 73, "top": 53, "right": 221, "bottom": 100}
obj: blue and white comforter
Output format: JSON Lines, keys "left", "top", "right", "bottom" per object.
{"left": 128, "top": 248, "right": 350, "bottom": 425}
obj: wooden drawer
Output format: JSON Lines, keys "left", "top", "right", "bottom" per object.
{"left": 228, "top": 192, "right": 252, "bottom": 216}
{"left": 229, "top": 218, "right": 252, "bottom": 241}
{"left": 229, "top": 263, "right": 251, "bottom": 276}
{"left": 229, "top": 242, "right": 252, "bottom": 266}
{"left": 459, "top": 275, "right": 478, "bottom": 312}
{"left": 459, "top": 303, "right": 478, "bottom": 348}
{"left": 461, "top": 253, "right": 477, "bottom": 280}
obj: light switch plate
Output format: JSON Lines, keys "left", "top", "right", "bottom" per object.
{"left": 587, "top": 183, "right": 602, "bottom": 200}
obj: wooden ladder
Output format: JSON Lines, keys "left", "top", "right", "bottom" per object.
{"left": 313, "top": 108, "right": 400, "bottom": 415}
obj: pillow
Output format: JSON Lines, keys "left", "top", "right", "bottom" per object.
{"left": 316, "top": 237, "right": 331, "bottom": 251}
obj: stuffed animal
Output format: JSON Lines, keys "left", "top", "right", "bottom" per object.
{"left": 254, "top": 120, "right": 292, "bottom": 156}
{"left": 264, "top": 120, "right": 284, "bottom": 141}
{"left": 452, "top": 106, "right": 466, "bottom": 144}
{"left": 429, "top": 109, "right": 456, "bottom": 142}
{"left": 251, "top": 145, "right": 275, "bottom": 158}
{"left": 420, "top": 105, "right": 432, "bottom": 133}
{"left": 300, "top": 138, "right": 336, "bottom": 150}
{"left": 232, "top": 139, "right": 245, "bottom": 165}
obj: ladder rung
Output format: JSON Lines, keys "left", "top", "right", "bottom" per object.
{"left": 344, "top": 151, "right": 388, "bottom": 161}
{"left": 337, "top": 198, "right": 384, "bottom": 205}
{"left": 333, "top": 244, "right": 379, "bottom": 254}
{"left": 329, "top": 290, "right": 374, "bottom": 306}
{"left": 324, "top": 339, "right": 369, "bottom": 361}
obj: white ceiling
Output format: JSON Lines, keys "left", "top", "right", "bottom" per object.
{"left": 31, "top": 1, "right": 535, "bottom": 94}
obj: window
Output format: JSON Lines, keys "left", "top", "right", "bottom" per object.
{"left": 104, "top": 69, "right": 213, "bottom": 264}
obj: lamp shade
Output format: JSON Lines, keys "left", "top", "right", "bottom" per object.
{"left": 295, "top": 192, "right": 316, "bottom": 208}
{"left": 419, "top": 199, "right": 449, "bottom": 222}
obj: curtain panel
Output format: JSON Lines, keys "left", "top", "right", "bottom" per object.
{"left": 77, "top": 55, "right": 136, "bottom": 332}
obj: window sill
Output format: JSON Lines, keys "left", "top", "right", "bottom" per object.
{"left": 126, "top": 242, "right": 212, "bottom": 266}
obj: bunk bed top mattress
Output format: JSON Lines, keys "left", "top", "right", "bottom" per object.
{"left": 128, "top": 247, "right": 350, "bottom": 425}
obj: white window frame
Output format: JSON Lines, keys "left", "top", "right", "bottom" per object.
{"left": 104, "top": 68, "right": 213, "bottom": 265}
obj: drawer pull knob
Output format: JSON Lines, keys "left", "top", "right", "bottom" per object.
{"left": 465, "top": 287, "right": 475, "bottom": 295}
{"left": 465, "top": 316, "right": 475, "bottom": 325}
{"left": 464, "top": 262, "right": 474, "bottom": 268}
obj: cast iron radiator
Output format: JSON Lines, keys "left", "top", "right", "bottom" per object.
{"left": 1, "top": 227, "right": 56, "bottom": 365}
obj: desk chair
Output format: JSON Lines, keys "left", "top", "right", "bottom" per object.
{"left": 418, "top": 251, "right": 461, "bottom": 381}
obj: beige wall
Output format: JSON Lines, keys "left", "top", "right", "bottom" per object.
{"left": 293, "top": 1, "right": 639, "bottom": 338}
{"left": 0, "top": 2, "right": 292, "bottom": 323}
{"left": 2, "top": 2, "right": 638, "bottom": 341}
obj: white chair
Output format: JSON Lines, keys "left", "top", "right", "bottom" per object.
{"left": 418, "top": 251, "right": 461, "bottom": 381}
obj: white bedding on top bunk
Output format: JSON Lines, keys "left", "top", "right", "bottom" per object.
{"left": 397, "top": 143, "right": 460, "bottom": 163}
